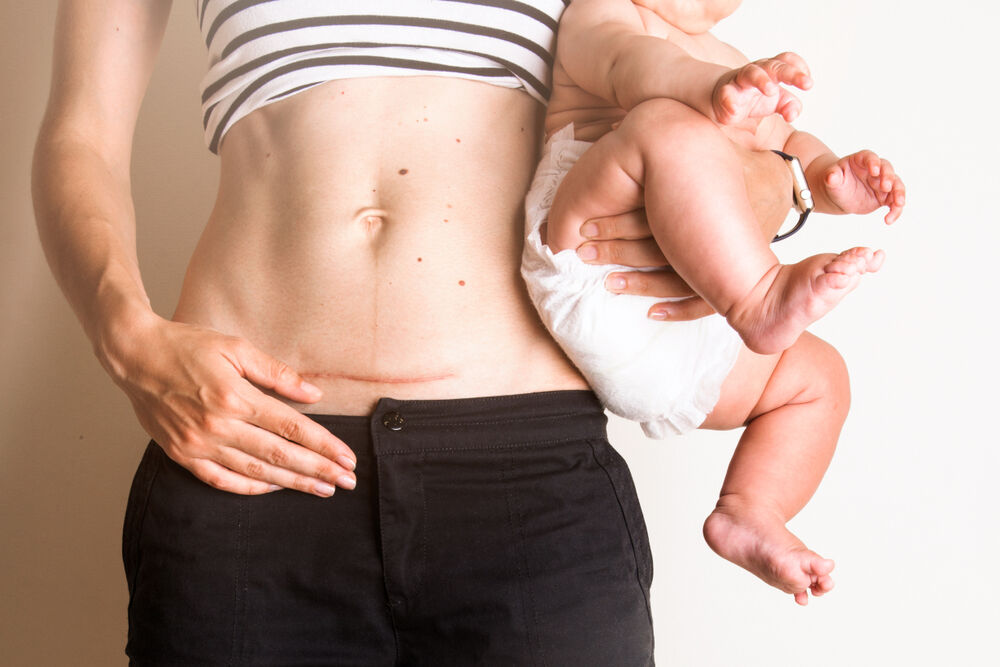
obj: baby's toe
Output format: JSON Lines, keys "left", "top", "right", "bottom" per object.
{"left": 811, "top": 574, "right": 835, "bottom": 596}
{"left": 811, "top": 557, "right": 835, "bottom": 576}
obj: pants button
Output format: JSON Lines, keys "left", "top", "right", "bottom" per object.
{"left": 382, "top": 411, "right": 405, "bottom": 431}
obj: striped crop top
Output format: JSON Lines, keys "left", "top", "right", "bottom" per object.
{"left": 197, "top": 0, "right": 569, "bottom": 153}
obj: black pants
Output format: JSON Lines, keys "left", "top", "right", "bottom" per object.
{"left": 123, "top": 391, "right": 654, "bottom": 666}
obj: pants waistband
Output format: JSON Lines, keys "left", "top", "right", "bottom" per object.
{"left": 307, "top": 390, "right": 607, "bottom": 454}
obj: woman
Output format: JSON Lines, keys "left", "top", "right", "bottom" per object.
{"left": 32, "top": 1, "right": 791, "bottom": 663}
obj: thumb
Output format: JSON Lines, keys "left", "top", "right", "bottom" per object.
{"left": 825, "top": 163, "right": 846, "bottom": 189}
{"left": 232, "top": 341, "right": 323, "bottom": 403}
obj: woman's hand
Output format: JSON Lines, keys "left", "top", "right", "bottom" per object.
{"left": 102, "top": 313, "right": 357, "bottom": 497}
{"left": 575, "top": 209, "right": 716, "bottom": 321}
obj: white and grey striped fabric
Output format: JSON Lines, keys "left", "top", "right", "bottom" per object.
{"left": 197, "top": 0, "right": 569, "bottom": 153}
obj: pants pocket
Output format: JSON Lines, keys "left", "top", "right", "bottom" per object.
{"left": 588, "top": 438, "right": 654, "bottom": 592}
{"left": 121, "top": 440, "right": 163, "bottom": 598}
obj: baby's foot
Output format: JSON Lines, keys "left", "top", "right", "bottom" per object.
{"left": 703, "top": 498, "right": 834, "bottom": 605}
{"left": 727, "top": 247, "right": 884, "bottom": 355}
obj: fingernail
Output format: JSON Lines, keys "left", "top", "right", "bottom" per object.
{"left": 338, "top": 474, "right": 357, "bottom": 490}
{"left": 267, "top": 484, "right": 283, "bottom": 492}
{"left": 315, "top": 483, "right": 336, "bottom": 497}
{"left": 337, "top": 455, "right": 357, "bottom": 472}
{"left": 580, "top": 222, "right": 599, "bottom": 238}
{"left": 301, "top": 381, "right": 322, "bottom": 396}
{"left": 606, "top": 275, "right": 627, "bottom": 291}
{"left": 648, "top": 308, "right": 669, "bottom": 320}
{"left": 577, "top": 245, "right": 597, "bottom": 261}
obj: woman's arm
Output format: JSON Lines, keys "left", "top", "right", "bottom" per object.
{"left": 32, "top": 0, "right": 357, "bottom": 496}
{"left": 32, "top": 0, "right": 171, "bottom": 349}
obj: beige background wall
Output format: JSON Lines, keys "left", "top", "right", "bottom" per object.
{"left": 2, "top": 1, "right": 997, "bottom": 665}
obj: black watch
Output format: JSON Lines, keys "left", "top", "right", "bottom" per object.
{"left": 771, "top": 149, "right": 814, "bottom": 242}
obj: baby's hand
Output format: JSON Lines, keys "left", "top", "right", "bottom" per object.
{"left": 712, "top": 52, "right": 813, "bottom": 126}
{"left": 822, "top": 150, "right": 905, "bottom": 224}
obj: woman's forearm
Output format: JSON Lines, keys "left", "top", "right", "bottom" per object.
{"left": 32, "top": 0, "right": 175, "bottom": 374}
{"left": 32, "top": 130, "right": 158, "bottom": 375}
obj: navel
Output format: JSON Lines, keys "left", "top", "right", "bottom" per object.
{"left": 354, "top": 207, "right": 388, "bottom": 235}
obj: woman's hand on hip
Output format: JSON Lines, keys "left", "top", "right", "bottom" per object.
{"left": 103, "top": 314, "right": 357, "bottom": 497}
{"left": 574, "top": 209, "right": 715, "bottom": 321}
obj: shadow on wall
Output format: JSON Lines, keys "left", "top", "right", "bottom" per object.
{"left": 0, "top": 4, "right": 215, "bottom": 665}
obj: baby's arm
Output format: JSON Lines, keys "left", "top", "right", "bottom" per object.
{"left": 558, "top": 0, "right": 811, "bottom": 123}
{"left": 784, "top": 131, "right": 906, "bottom": 224}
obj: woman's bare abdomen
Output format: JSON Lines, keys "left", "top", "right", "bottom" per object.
{"left": 172, "top": 78, "right": 587, "bottom": 414}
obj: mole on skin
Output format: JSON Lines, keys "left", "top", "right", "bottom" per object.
{"left": 398, "top": 168, "right": 409, "bottom": 175}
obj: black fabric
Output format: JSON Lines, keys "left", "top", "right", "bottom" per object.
{"left": 123, "top": 390, "right": 654, "bottom": 666}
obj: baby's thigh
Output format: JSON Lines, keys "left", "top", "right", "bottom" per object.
{"left": 701, "top": 346, "right": 781, "bottom": 430}
{"left": 616, "top": 98, "right": 734, "bottom": 167}
{"left": 702, "top": 333, "right": 849, "bottom": 430}
{"left": 545, "top": 129, "right": 645, "bottom": 251}
{"left": 618, "top": 101, "right": 789, "bottom": 228}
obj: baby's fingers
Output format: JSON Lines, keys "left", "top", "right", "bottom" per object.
{"left": 849, "top": 150, "right": 882, "bottom": 178}
{"left": 775, "top": 90, "right": 803, "bottom": 123}
{"left": 733, "top": 62, "right": 781, "bottom": 96}
{"left": 884, "top": 174, "right": 906, "bottom": 224}
{"left": 876, "top": 158, "right": 898, "bottom": 193}
{"left": 761, "top": 52, "right": 813, "bottom": 90}
{"left": 853, "top": 152, "right": 905, "bottom": 223}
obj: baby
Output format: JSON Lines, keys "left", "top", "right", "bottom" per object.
{"left": 522, "top": 0, "right": 905, "bottom": 604}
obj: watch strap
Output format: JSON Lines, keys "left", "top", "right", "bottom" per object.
{"left": 770, "top": 149, "right": 813, "bottom": 242}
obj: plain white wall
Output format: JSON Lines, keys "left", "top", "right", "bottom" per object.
{"left": 2, "top": 1, "right": 997, "bottom": 665}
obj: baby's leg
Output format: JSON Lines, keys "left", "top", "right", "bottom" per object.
{"left": 547, "top": 100, "right": 882, "bottom": 355}
{"left": 700, "top": 333, "right": 848, "bottom": 605}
